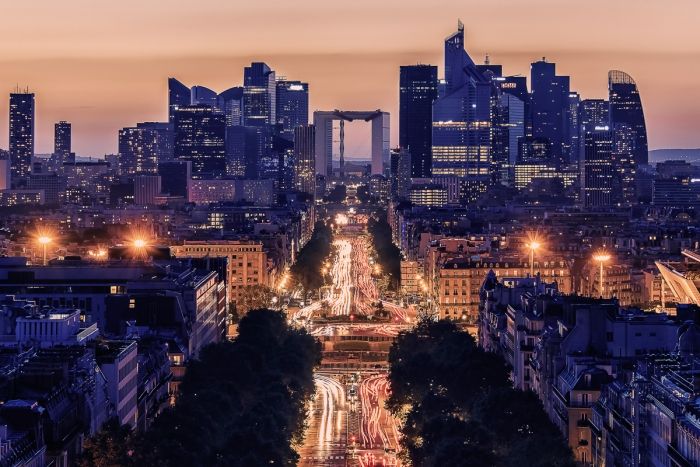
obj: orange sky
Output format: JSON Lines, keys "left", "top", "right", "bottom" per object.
{"left": 1, "top": 0, "right": 699, "bottom": 156}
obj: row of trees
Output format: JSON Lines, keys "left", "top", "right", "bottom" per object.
{"left": 387, "top": 319, "right": 575, "bottom": 467}
{"left": 290, "top": 220, "right": 333, "bottom": 294}
{"left": 367, "top": 210, "right": 401, "bottom": 290}
{"left": 79, "top": 309, "right": 321, "bottom": 467}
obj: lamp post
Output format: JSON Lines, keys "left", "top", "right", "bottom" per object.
{"left": 132, "top": 238, "right": 147, "bottom": 259}
{"left": 527, "top": 241, "right": 541, "bottom": 277}
{"left": 592, "top": 253, "right": 611, "bottom": 298}
{"left": 38, "top": 236, "right": 52, "bottom": 266}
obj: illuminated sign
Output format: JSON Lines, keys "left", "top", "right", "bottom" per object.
{"left": 501, "top": 82, "right": 517, "bottom": 89}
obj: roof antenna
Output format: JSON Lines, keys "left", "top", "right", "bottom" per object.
{"left": 485, "top": 54, "right": 490, "bottom": 65}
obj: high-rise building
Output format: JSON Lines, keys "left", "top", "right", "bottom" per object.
{"left": 243, "top": 62, "right": 276, "bottom": 127}
{"left": 9, "top": 91, "right": 35, "bottom": 186}
{"left": 432, "top": 22, "right": 493, "bottom": 203}
{"left": 118, "top": 125, "right": 169, "bottom": 175}
{"left": 608, "top": 70, "right": 648, "bottom": 166}
{"left": 390, "top": 148, "right": 411, "bottom": 200}
{"left": 581, "top": 130, "right": 614, "bottom": 207}
{"left": 217, "top": 87, "right": 244, "bottom": 127}
{"left": 579, "top": 99, "right": 609, "bottom": 133}
{"left": 530, "top": 59, "right": 571, "bottom": 165}
{"left": 276, "top": 80, "right": 309, "bottom": 142}
{"left": 399, "top": 65, "right": 438, "bottom": 178}
{"left": 168, "top": 78, "right": 191, "bottom": 124}
{"left": 54, "top": 121, "right": 73, "bottom": 165}
{"left": 293, "top": 125, "right": 315, "bottom": 195}
{"left": 173, "top": 105, "right": 226, "bottom": 179}
{"left": 567, "top": 93, "right": 580, "bottom": 164}
{"left": 190, "top": 85, "right": 218, "bottom": 107}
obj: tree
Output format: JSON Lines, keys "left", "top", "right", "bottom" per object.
{"left": 130, "top": 309, "right": 321, "bottom": 467}
{"left": 236, "top": 284, "right": 275, "bottom": 314}
{"left": 388, "top": 319, "right": 575, "bottom": 467}
{"left": 77, "top": 418, "right": 134, "bottom": 467}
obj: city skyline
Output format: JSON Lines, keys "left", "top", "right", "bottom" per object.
{"left": 1, "top": 1, "right": 699, "bottom": 157}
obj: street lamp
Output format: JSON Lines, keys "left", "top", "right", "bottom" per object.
{"left": 131, "top": 238, "right": 148, "bottom": 259}
{"left": 527, "top": 241, "right": 541, "bottom": 277}
{"left": 37, "top": 235, "right": 52, "bottom": 266}
{"left": 592, "top": 252, "right": 611, "bottom": 298}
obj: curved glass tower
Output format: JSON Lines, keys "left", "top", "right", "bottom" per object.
{"left": 608, "top": 70, "right": 648, "bottom": 166}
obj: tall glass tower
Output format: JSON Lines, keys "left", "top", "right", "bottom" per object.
{"left": 168, "top": 78, "right": 191, "bottom": 124}
{"left": 530, "top": 60, "right": 571, "bottom": 166}
{"left": 243, "top": 62, "right": 276, "bottom": 127}
{"left": 400, "top": 65, "right": 438, "bottom": 178}
{"left": 276, "top": 80, "right": 309, "bottom": 142}
{"left": 431, "top": 22, "right": 493, "bottom": 204}
{"left": 173, "top": 105, "right": 226, "bottom": 179}
{"left": 608, "top": 70, "right": 648, "bottom": 166}
{"left": 9, "top": 91, "right": 35, "bottom": 186}
{"left": 54, "top": 121, "right": 72, "bottom": 164}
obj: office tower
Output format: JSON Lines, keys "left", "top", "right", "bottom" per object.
{"left": 530, "top": 59, "right": 571, "bottom": 166}
{"left": 9, "top": 91, "right": 35, "bottom": 186}
{"left": 276, "top": 80, "right": 309, "bottom": 142}
{"left": 492, "top": 77, "right": 526, "bottom": 185}
{"left": 275, "top": 136, "right": 295, "bottom": 191}
{"left": 217, "top": 87, "right": 244, "bottom": 127}
{"left": 293, "top": 125, "right": 315, "bottom": 195}
{"left": 158, "top": 160, "right": 192, "bottom": 198}
{"left": 580, "top": 99, "right": 610, "bottom": 133}
{"left": 118, "top": 124, "right": 171, "bottom": 175}
{"left": 567, "top": 93, "right": 580, "bottom": 164}
{"left": 136, "top": 122, "right": 174, "bottom": 162}
{"left": 612, "top": 123, "right": 637, "bottom": 205}
{"left": 390, "top": 148, "right": 411, "bottom": 200}
{"left": 518, "top": 137, "right": 552, "bottom": 163}
{"left": 190, "top": 86, "right": 218, "bottom": 107}
{"left": 608, "top": 70, "right": 648, "bottom": 166}
{"left": 243, "top": 62, "right": 276, "bottom": 127}
{"left": 173, "top": 105, "right": 226, "bottom": 179}
{"left": 399, "top": 65, "right": 438, "bottom": 178}
{"left": 134, "top": 175, "right": 162, "bottom": 206}
{"left": 432, "top": 22, "right": 493, "bottom": 203}
{"left": 168, "top": 78, "right": 191, "bottom": 124}
{"left": 54, "top": 121, "right": 73, "bottom": 165}
{"left": 581, "top": 130, "right": 614, "bottom": 207}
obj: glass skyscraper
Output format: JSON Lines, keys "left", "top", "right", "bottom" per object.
{"left": 9, "top": 91, "right": 35, "bottom": 186}
{"left": 581, "top": 129, "right": 614, "bottom": 207}
{"left": 168, "top": 78, "right": 191, "bottom": 124}
{"left": 399, "top": 64, "right": 438, "bottom": 178}
{"left": 217, "top": 87, "right": 244, "bottom": 128}
{"left": 174, "top": 105, "right": 226, "bottom": 179}
{"left": 276, "top": 80, "right": 309, "bottom": 142}
{"left": 243, "top": 62, "right": 276, "bottom": 127}
{"left": 530, "top": 59, "right": 571, "bottom": 166}
{"left": 431, "top": 22, "right": 493, "bottom": 203}
{"left": 54, "top": 121, "right": 72, "bottom": 164}
{"left": 608, "top": 70, "right": 648, "bottom": 166}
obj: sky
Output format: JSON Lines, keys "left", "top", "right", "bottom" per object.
{"left": 0, "top": 0, "right": 699, "bottom": 158}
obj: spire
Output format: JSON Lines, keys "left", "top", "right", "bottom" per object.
{"left": 457, "top": 19, "right": 464, "bottom": 32}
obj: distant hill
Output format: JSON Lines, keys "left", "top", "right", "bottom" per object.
{"left": 650, "top": 149, "right": 700, "bottom": 164}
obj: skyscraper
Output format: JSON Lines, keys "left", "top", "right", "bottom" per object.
{"left": 168, "top": 78, "right": 191, "bottom": 124}
{"left": 243, "top": 62, "right": 276, "bottom": 127}
{"left": 217, "top": 87, "right": 244, "bottom": 127}
{"left": 54, "top": 121, "right": 72, "bottom": 164}
{"left": 581, "top": 129, "right": 614, "bottom": 207}
{"left": 431, "top": 22, "right": 493, "bottom": 203}
{"left": 390, "top": 147, "right": 412, "bottom": 200}
{"left": 293, "top": 125, "right": 315, "bottom": 196}
{"left": 158, "top": 160, "right": 192, "bottom": 198}
{"left": 608, "top": 70, "right": 648, "bottom": 166}
{"left": 190, "top": 86, "right": 218, "bottom": 107}
{"left": 118, "top": 124, "right": 171, "bottom": 176}
{"left": 9, "top": 91, "right": 35, "bottom": 186}
{"left": 579, "top": 99, "right": 610, "bottom": 133}
{"left": 530, "top": 59, "right": 571, "bottom": 166}
{"left": 399, "top": 65, "right": 438, "bottom": 178}
{"left": 276, "top": 80, "right": 309, "bottom": 142}
{"left": 174, "top": 105, "right": 226, "bottom": 179}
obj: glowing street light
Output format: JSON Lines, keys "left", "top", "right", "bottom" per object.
{"left": 37, "top": 235, "right": 52, "bottom": 266}
{"left": 131, "top": 238, "right": 148, "bottom": 259}
{"left": 593, "top": 252, "right": 611, "bottom": 298}
{"left": 527, "top": 241, "right": 541, "bottom": 277}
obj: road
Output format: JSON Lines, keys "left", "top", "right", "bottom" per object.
{"left": 295, "top": 228, "right": 411, "bottom": 466}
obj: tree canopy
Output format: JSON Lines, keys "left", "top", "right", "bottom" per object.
{"left": 387, "top": 319, "right": 574, "bottom": 467}
{"left": 368, "top": 210, "right": 401, "bottom": 290}
{"left": 290, "top": 220, "right": 333, "bottom": 294}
